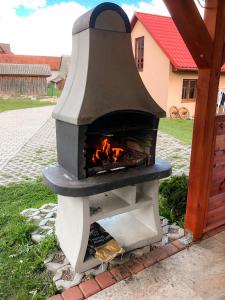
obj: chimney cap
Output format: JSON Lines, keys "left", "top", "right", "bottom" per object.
{"left": 72, "top": 2, "right": 131, "bottom": 34}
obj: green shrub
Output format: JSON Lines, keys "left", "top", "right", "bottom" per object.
{"left": 159, "top": 175, "right": 188, "bottom": 227}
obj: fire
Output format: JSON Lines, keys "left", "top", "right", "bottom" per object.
{"left": 92, "top": 137, "right": 124, "bottom": 164}
{"left": 102, "top": 138, "right": 111, "bottom": 157}
{"left": 112, "top": 147, "right": 124, "bottom": 161}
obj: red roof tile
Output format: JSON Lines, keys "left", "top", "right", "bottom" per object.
{"left": 0, "top": 54, "right": 61, "bottom": 70}
{"left": 131, "top": 12, "right": 225, "bottom": 72}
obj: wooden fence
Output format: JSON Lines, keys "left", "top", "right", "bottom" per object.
{"left": 0, "top": 76, "right": 48, "bottom": 96}
{"left": 204, "top": 113, "right": 225, "bottom": 232}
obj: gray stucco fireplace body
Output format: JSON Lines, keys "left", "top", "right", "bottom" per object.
{"left": 43, "top": 2, "right": 171, "bottom": 273}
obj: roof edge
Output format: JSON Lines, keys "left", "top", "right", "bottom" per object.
{"left": 131, "top": 12, "right": 181, "bottom": 69}
{"left": 130, "top": 13, "right": 138, "bottom": 30}
{"left": 131, "top": 12, "right": 225, "bottom": 72}
{"left": 0, "top": 53, "right": 61, "bottom": 70}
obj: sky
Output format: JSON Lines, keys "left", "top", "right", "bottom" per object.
{"left": 0, "top": 0, "right": 204, "bottom": 57}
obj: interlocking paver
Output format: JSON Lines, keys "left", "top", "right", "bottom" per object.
{"left": 156, "top": 131, "right": 191, "bottom": 176}
{"left": 0, "top": 106, "right": 54, "bottom": 171}
{"left": 0, "top": 113, "right": 56, "bottom": 185}
{"left": 0, "top": 108, "right": 191, "bottom": 185}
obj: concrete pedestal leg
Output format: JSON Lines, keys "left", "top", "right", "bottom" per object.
{"left": 55, "top": 180, "right": 163, "bottom": 273}
{"left": 55, "top": 196, "right": 90, "bottom": 272}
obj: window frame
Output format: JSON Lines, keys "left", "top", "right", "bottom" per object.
{"left": 181, "top": 79, "right": 197, "bottom": 101}
{"left": 135, "top": 36, "right": 144, "bottom": 71}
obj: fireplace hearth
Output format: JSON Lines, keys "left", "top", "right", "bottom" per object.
{"left": 86, "top": 111, "right": 158, "bottom": 176}
{"left": 43, "top": 2, "right": 171, "bottom": 273}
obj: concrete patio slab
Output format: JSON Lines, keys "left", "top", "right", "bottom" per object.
{"left": 88, "top": 234, "right": 225, "bottom": 300}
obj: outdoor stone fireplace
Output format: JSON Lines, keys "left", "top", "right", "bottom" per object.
{"left": 43, "top": 2, "right": 171, "bottom": 273}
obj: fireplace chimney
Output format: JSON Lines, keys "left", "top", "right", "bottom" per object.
{"left": 53, "top": 2, "right": 165, "bottom": 125}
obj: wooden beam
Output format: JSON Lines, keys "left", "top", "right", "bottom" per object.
{"left": 223, "top": 44, "right": 225, "bottom": 65}
{"left": 163, "top": 0, "right": 213, "bottom": 69}
{"left": 185, "top": 0, "right": 225, "bottom": 240}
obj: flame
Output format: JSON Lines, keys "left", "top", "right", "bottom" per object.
{"left": 102, "top": 138, "right": 111, "bottom": 157}
{"left": 92, "top": 137, "right": 124, "bottom": 164}
{"left": 112, "top": 147, "right": 124, "bottom": 162}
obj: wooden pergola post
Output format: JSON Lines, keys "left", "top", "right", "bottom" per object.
{"left": 163, "top": 0, "right": 225, "bottom": 240}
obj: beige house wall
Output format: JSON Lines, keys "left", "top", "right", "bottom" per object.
{"left": 168, "top": 69, "right": 225, "bottom": 117}
{"left": 132, "top": 20, "right": 225, "bottom": 117}
{"left": 167, "top": 68, "right": 197, "bottom": 117}
{"left": 131, "top": 20, "right": 170, "bottom": 112}
{"left": 219, "top": 75, "right": 225, "bottom": 91}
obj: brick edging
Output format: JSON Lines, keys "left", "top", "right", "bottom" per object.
{"left": 48, "top": 225, "right": 225, "bottom": 300}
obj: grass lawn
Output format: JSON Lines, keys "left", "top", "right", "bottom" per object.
{"left": 159, "top": 118, "right": 194, "bottom": 145}
{"left": 0, "top": 98, "right": 54, "bottom": 113}
{"left": 0, "top": 179, "right": 59, "bottom": 300}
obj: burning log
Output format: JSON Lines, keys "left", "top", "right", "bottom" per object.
{"left": 87, "top": 148, "right": 149, "bottom": 176}
{"left": 91, "top": 137, "right": 125, "bottom": 164}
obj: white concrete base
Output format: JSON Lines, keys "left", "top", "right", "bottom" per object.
{"left": 55, "top": 180, "right": 163, "bottom": 273}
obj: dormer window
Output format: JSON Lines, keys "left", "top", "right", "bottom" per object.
{"left": 135, "top": 36, "right": 144, "bottom": 71}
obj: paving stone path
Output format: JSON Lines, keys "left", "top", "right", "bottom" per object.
{"left": 0, "top": 106, "right": 55, "bottom": 185}
{"left": 0, "top": 116, "right": 56, "bottom": 185}
{"left": 156, "top": 131, "right": 191, "bottom": 176}
{"left": 0, "top": 106, "right": 54, "bottom": 170}
{"left": 0, "top": 107, "right": 191, "bottom": 185}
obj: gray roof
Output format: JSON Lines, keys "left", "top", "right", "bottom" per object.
{"left": 50, "top": 55, "right": 71, "bottom": 82}
{"left": 50, "top": 75, "right": 64, "bottom": 83}
{"left": 59, "top": 55, "right": 71, "bottom": 78}
{"left": 0, "top": 63, "right": 51, "bottom": 76}
{"left": 0, "top": 43, "right": 11, "bottom": 54}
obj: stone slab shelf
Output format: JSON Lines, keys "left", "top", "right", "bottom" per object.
{"left": 89, "top": 188, "right": 153, "bottom": 223}
{"left": 82, "top": 211, "right": 160, "bottom": 272}
{"left": 43, "top": 158, "right": 171, "bottom": 197}
{"left": 98, "top": 212, "right": 159, "bottom": 250}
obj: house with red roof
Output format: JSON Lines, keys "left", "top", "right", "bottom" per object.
{"left": 131, "top": 12, "right": 225, "bottom": 117}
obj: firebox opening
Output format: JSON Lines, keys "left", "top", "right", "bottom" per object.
{"left": 84, "top": 111, "right": 158, "bottom": 177}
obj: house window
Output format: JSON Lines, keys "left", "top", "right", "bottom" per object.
{"left": 135, "top": 37, "right": 144, "bottom": 71}
{"left": 182, "top": 79, "right": 197, "bottom": 100}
